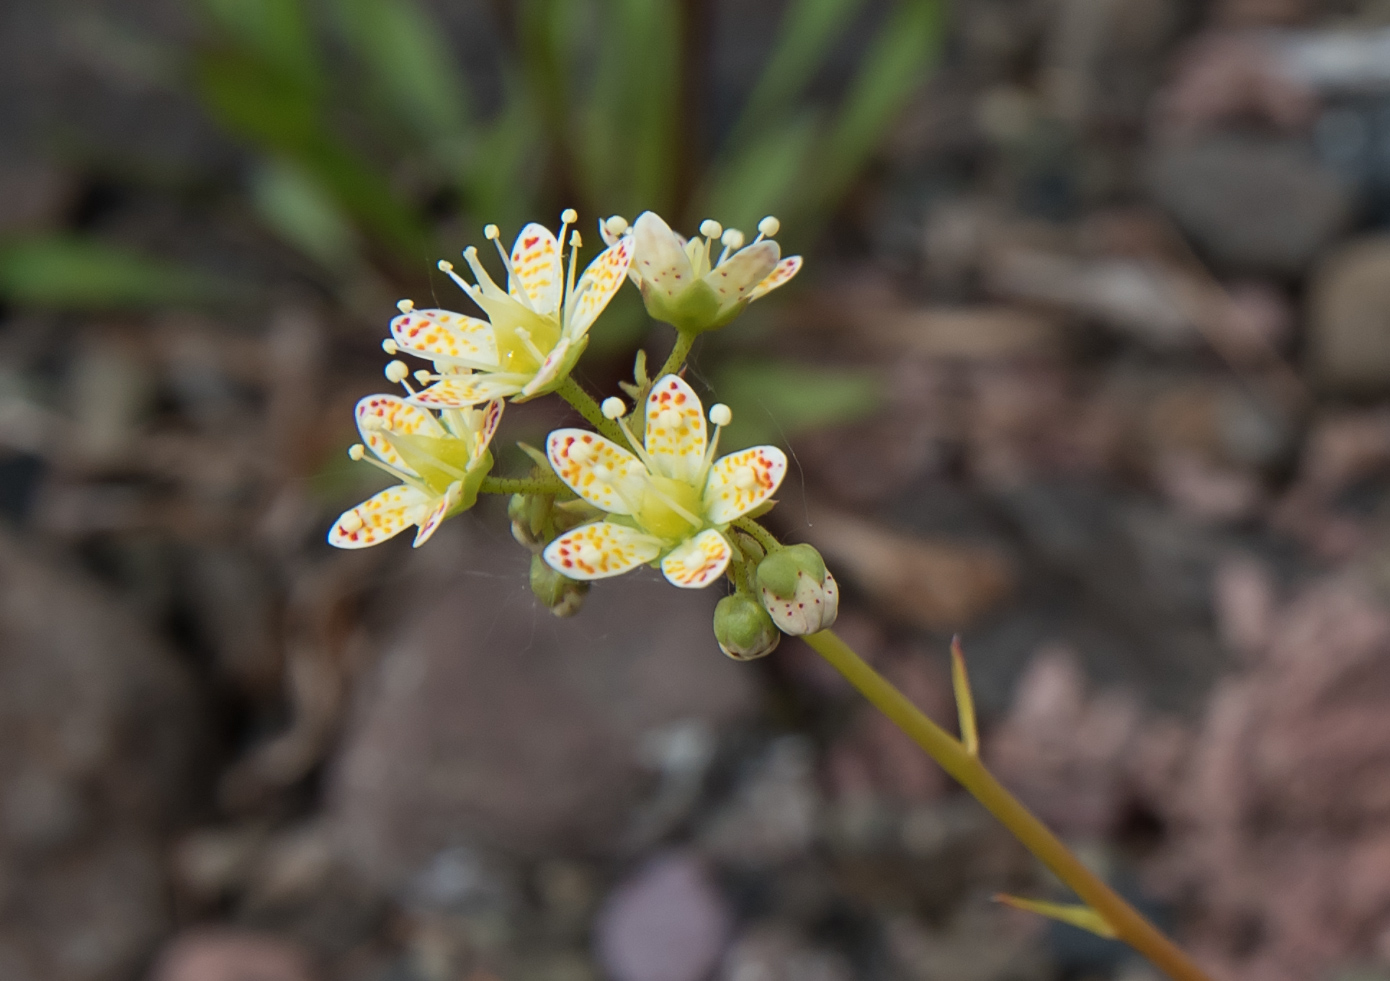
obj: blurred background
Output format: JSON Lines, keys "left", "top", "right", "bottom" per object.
{"left": 7, "top": 0, "right": 1390, "bottom": 979}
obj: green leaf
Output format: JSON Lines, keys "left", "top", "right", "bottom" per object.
{"left": 329, "top": 0, "right": 473, "bottom": 144}
{"left": 251, "top": 159, "right": 360, "bottom": 268}
{"left": 199, "top": 0, "right": 322, "bottom": 90}
{"left": 994, "top": 895, "right": 1119, "bottom": 939}
{"left": 0, "top": 237, "right": 241, "bottom": 310}
{"left": 699, "top": 112, "right": 818, "bottom": 234}
{"left": 813, "top": 0, "right": 942, "bottom": 212}
{"left": 712, "top": 360, "right": 881, "bottom": 449}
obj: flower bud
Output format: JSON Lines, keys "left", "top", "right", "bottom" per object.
{"left": 509, "top": 493, "right": 553, "bottom": 550}
{"left": 713, "top": 593, "right": 781, "bottom": 660}
{"left": 756, "top": 544, "right": 839, "bottom": 635}
{"left": 531, "top": 554, "right": 589, "bottom": 618}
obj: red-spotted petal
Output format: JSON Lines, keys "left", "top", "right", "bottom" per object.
{"left": 660, "top": 528, "right": 732, "bottom": 588}
{"left": 413, "top": 483, "right": 461, "bottom": 547}
{"left": 510, "top": 223, "right": 563, "bottom": 316}
{"left": 706, "top": 241, "right": 779, "bottom": 307}
{"left": 356, "top": 395, "right": 446, "bottom": 472}
{"left": 704, "top": 445, "right": 788, "bottom": 523}
{"left": 568, "top": 236, "right": 634, "bottom": 338}
{"left": 546, "top": 429, "right": 647, "bottom": 515}
{"left": 632, "top": 211, "right": 694, "bottom": 301}
{"left": 329, "top": 485, "right": 432, "bottom": 549}
{"left": 411, "top": 373, "right": 526, "bottom": 408}
{"left": 519, "top": 337, "right": 573, "bottom": 398}
{"left": 748, "top": 255, "right": 802, "bottom": 302}
{"left": 645, "top": 374, "right": 707, "bottom": 482}
{"left": 543, "top": 521, "right": 661, "bottom": 580}
{"left": 470, "top": 399, "right": 504, "bottom": 465}
{"left": 390, "top": 309, "right": 499, "bottom": 368}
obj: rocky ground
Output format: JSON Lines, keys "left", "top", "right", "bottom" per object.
{"left": 8, "top": 0, "right": 1390, "bottom": 980}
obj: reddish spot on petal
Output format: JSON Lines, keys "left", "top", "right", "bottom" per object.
{"left": 524, "top": 236, "right": 539, "bottom": 248}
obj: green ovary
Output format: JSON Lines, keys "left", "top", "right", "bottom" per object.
{"left": 636, "top": 476, "right": 704, "bottom": 542}
{"left": 492, "top": 310, "right": 562, "bottom": 373}
{"left": 390, "top": 433, "right": 475, "bottom": 493}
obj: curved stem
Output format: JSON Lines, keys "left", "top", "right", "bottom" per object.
{"left": 555, "top": 376, "right": 627, "bottom": 445}
{"left": 802, "top": 629, "right": 1215, "bottom": 981}
{"left": 480, "top": 475, "right": 566, "bottom": 496}
{"left": 733, "top": 516, "right": 780, "bottom": 554}
{"left": 657, "top": 328, "right": 696, "bottom": 379}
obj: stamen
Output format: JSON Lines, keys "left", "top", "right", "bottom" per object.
{"left": 699, "top": 404, "right": 732, "bottom": 485}
{"left": 562, "top": 229, "right": 582, "bottom": 328}
{"left": 513, "top": 327, "right": 549, "bottom": 365}
{"left": 602, "top": 397, "right": 626, "bottom": 419}
{"left": 733, "top": 466, "right": 758, "bottom": 491}
{"left": 568, "top": 441, "right": 593, "bottom": 464}
{"left": 486, "top": 223, "right": 537, "bottom": 312}
{"left": 617, "top": 416, "right": 657, "bottom": 470}
{"left": 699, "top": 219, "right": 722, "bottom": 241}
{"left": 461, "top": 246, "right": 506, "bottom": 299}
{"left": 340, "top": 510, "right": 364, "bottom": 533}
{"left": 348, "top": 444, "right": 366, "bottom": 460}
{"left": 396, "top": 299, "right": 415, "bottom": 313}
{"left": 414, "top": 370, "right": 434, "bottom": 384}
{"left": 357, "top": 449, "right": 427, "bottom": 491}
{"left": 717, "top": 228, "right": 744, "bottom": 267}
{"left": 643, "top": 477, "right": 704, "bottom": 528}
{"left": 438, "top": 260, "right": 481, "bottom": 300}
{"left": 755, "top": 216, "right": 779, "bottom": 242}
{"left": 382, "top": 338, "right": 399, "bottom": 355}
{"left": 385, "top": 360, "right": 410, "bottom": 384}
{"left": 604, "top": 215, "right": 629, "bottom": 237}
{"left": 709, "top": 403, "right": 732, "bottom": 426}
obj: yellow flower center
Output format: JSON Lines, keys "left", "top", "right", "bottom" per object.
{"left": 492, "top": 308, "right": 563, "bottom": 373}
{"left": 636, "top": 476, "right": 704, "bottom": 542}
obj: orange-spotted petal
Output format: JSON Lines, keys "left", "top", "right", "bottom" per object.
{"left": 543, "top": 521, "right": 661, "bottom": 580}
{"left": 411, "top": 373, "right": 526, "bottom": 408}
{"left": 471, "top": 399, "right": 504, "bottom": 465}
{"left": 645, "top": 373, "right": 707, "bottom": 482}
{"left": 329, "top": 485, "right": 432, "bottom": 549}
{"left": 568, "top": 235, "right": 634, "bottom": 338}
{"left": 704, "top": 445, "right": 788, "bottom": 523}
{"left": 356, "top": 394, "right": 446, "bottom": 472}
{"left": 660, "top": 528, "right": 732, "bottom": 588}
{"left": 510, "top": 223, "right": 563, "bottom": 316}
{"left": 390, "top": 308, "right": 499, "bottom": 368}
{"left": 546, "top": 429, "right": 647, "bottom": 515}
{"left": 706, "top": 241, "right": 778, "bottom": 307}
{"left": 632, "top": 211, "right": 694, "bottom": 301}
{"left": 412, "top": 484, "right": 460, "bottom": 547}
{"left": 748, "top": 255, "right": 802, "bottom": 302}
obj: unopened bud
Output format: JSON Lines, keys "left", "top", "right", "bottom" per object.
{"left": 713, "top": 593, "right": 780, "bottom": 660}
{"left": 531, "top": 554, "right": 588, "bottom": 618}
{"left": 756, "top": 544, "right": 838, "bottom": 635}
{"left": 509, "top": 493, "right": 552, "bottom": 549}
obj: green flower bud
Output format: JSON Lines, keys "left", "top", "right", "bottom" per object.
{"left": 530, "top": 553, "right": 589, "bottom": 618}
{"left": 510, "top": 493, "right": 553, "bottom": 550}
{"left": 756, "top": 544, "right": 838, "bottom": 636}
{"left": 713, "top": 593, "right": 781, "bottom": 660}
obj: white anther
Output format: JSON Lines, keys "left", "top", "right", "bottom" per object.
{"left": 340, "top": 511, "right": 364, "bottom": 532}
{"left": 580, "top": 545, "right": 603, "bottom": 567}
{"left": 700, "top": 219, "right": 722, "bottom": 239}
{"left": 414, "top": 370, "right": 433, "bottom": 384}
{"left": 659, "top": 408, "right": 682, "bottom": 430}
{"left": 438, "top": 259, "right": 454, "bottom": 272}
{"left": 396, "top": 298, "right": 415, "bottom": 313}
{"left": 570, "top": 230, "right": 582, "bottom": 248}
{"left": 758, "top": 216, "right": 780, "bottom": 237}
{"left": 592, "top": 464, "right": 612, "bottom": 482}
{"left": 602, "top": 397, "right": 626, "bottom": 419}
{"left": 348, "top": 444, "right": 366, "bottom": 461}
{"left": 561, "top": 208, "right": 578, "bottom": 224}
{"left": 569, "top": 442, "right": 593, "bottom": 463}
{"left": 381, "top": 338, "right": 399, "bottom": 355}
{"left": 484, "top": 224, "right": 500, "bottom": 240}
{"left": 721, "top": 228, "right": 745, "bottom": 250}
{"left": 605, "top": 215, "right": 629, "bottom": 236}
{"left": 710, "top": 403, "right": 732, "bottom": 426}
{"left": 385, "top": 360, "right": 410, "bottom": 383}
{"left": 733, "top": 466, "right": 758, "bottom": 491}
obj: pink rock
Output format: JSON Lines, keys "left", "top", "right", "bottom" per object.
{"left": 148, "top": 930, "right": 315, "bottom": 981}
{"left": 595, "top": 852, "right": 732, "bottom": 981}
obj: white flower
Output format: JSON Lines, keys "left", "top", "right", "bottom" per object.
{"left": 329, "top": 395, "right": 502, "bottom": 548}
{"left": 541, "top": 375, "right": 787, "bottom": 588}
{"left": 600, "top": 212, "right": 801, "bottom": 332}
{"left": 389, "top": 211, "right": 634, "bottom": 409}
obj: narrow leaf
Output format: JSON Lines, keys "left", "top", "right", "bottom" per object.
{"left": 950, "top": 635, "right": 979, "bottom": 756}
{"left": 994, "top": 895, "right": 1119, "bottom": 939}
{"left": 0, "top": 237, "right": 241, "bottom": 310}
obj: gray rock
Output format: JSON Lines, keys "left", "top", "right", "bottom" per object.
{"left": 329, "top": 527, "right": 756, "bottom": 879}
{"left": 595, "top": 852, "right": 732, "bottom": 981}
{"left": 1147, "top": 136, "right": 1352, "bottom": 274}
{"left": 0, "top": 531, "right": 203, "bottom": 980}
{"left": 1308, "top": 235, "right": 1390, "bottom": 392}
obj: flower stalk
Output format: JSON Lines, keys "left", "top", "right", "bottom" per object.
{"left": 802, "top": 628, "right": 1215, "bottom": 981}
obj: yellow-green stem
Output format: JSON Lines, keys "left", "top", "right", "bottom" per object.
{"left": 733, "top": 516, "right": 780, "bottom": 554}
{"left": 803, "top": 629, "right": 1214, "bottom": 981}
{"left": 555, "top": 376, "right": 627, "bottom": 445}
{"left": 657, "top": 329, "right": 696, "bottom": 380}
{"left": 480, "top": 475, "right": 566, "bottom": 496}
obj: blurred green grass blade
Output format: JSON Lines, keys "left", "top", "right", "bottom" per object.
{"left": 0, "top": 237, "right": 242, "bottom": 310}
{"left": 700, "top": 112, "right": 818, "bottom": 233}
{"left": 731, "top": 0, "right": 864, "bottom": 144}
{"left": 465, "top": 91, "right": 545, "bottom": 228}
{"left": 330, "top": 0, "right": 473, "bottom": 144}
{"left": 199, "top": 0, "right": 322, "bottom": 90}
{"left": 813, "top": 0, "right": 941, "bottom": 212}
{"left": 713, "top": 361, "right": 881, "bottom": 449}
{"left": 252, "top": 160, "right": 361, "bottom": 268}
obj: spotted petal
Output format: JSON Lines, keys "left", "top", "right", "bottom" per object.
{"left": 329, "top": 485, "right": 432, "bottom": 549}
{"left": 547, "top": 429, "right": 647, "bottom": 515}
{"left": 660, "top": 528, "right": 732, "bottom": 588}
{"left": 413, "top": 483, "right": 461, "bottom": 548}
{"left": 391, "top": 309, "right": 499, "bottom": 368}
{"left": 411, "top": 373, "right": 527, "bottom": 408}
{"left": 645, "top": 374, "right": 706, "bottom": 483}
{"left": 543, "top": 521, "right": 661, "bottom": 580}
{"left": 748, "top": 255, "right": 802, "bottom": 302}
{"left": 567, "top": 235, "right": 635, "bottom": 339}
{"left": 632, "top": 211, "right": 694, "bottom": 301}
{"left": 356, "top": 395, "right": 446, "bottom": 472}
{"left": 705, "top": 241, "right": 779, "bottom": 309}
{"left": 519, "top": 336, "right": 575, "bottom": 398}
{"left": 470, "top": 399, "right": 504, "bottom": 465}
{"left": 704, "top": 446, "right": 788, "bottom": 524}
{"left": 509, "top": 223, "right": 563, "bottom": 316}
